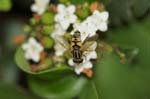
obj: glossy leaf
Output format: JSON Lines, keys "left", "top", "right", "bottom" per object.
{"left": 28, "top": 75, "right": 87, "bottom": 99}
{"left": 79, "top": 81, "right": 99, "bottom": 99}
{"left": 15, "top": 47, "right": 72, "bottom": 79}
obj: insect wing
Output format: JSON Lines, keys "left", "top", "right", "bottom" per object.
{"left": 81, "top": 41, "right": 97, "bottom": 52}
{"left": 83, "top": 34, "right": 98, "bottom": 44}
{"left": 54, "top": 37, "right": 70, "bottom": 51}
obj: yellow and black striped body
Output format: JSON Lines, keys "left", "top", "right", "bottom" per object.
{"left": 71, "top": 31, "right": 83, "bottom": 63}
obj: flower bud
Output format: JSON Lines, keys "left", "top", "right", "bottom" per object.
{"left": 43, "top": 25, "right": 54, "bottom": 35}
{"left": 41, "top": 12, "right": 54, "bottom": 25}
{"left": 41, "top": 36, "right": 54, "bottom": 49}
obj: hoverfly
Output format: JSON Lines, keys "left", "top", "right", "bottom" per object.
{"left": 55, "top": 30, "right": 97, "bottom": 77}
{"left": 71, "top": 31, "right": 83, "bottom": 63}
{"left": 71, "top": 30, "right": 98, "bottom": 63}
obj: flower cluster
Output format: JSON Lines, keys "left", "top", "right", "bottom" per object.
{"left": 20, "top": 0, "right": 109, "bottom": 77}
{"left": 51, "top": 3, "right": 109, "bottom": 76}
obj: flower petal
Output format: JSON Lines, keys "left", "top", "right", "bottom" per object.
{"left": 32, "top": 52, "right": 40, "bottom": 62}
{"left": 75, "top": 65, "right": 84, "bottom": 75}
{"left": 74, "top": 61, "right": 93, "bottom": 75}
{"left": 51, "top": 24, "right": 66, "bottom": 38}
{"left": 57, "top": 4, "right": 66, "bottom": 13}
{"left": 98, "top": 22, "right": 108, "bottom": 32}
{"left": 84, "top": 51, "right": 97, "bottom": 61}
{"left": 68, "top": 59, "right": 75, "bottom": 66}
{"left": 99, "top": 11, "right": 109, "bottom": 21}
{"left": 22, "top": 43, "right": 29, "bottom": 50}
{"left": 29, "top": 37, "right": 37, "bottom": 45}
{"left": 82, "top": 61, "right": 93, "bottom": 69}
{"left": 68, "top": 5, "right": 76, "bottom": 14}
{"left": 60, "top": 20, "right": 70, "bottom": 30}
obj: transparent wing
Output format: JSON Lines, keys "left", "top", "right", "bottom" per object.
{"left": 54, "top": 36, "right": 70, "bottom": 51}
{"left": 83, "top": 34, "right": 99, "bottom": 45}
{"left": 81, "top": 41, "right": 97, "bottom": 52}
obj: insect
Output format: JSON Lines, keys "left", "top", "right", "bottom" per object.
{"left": 56, "top": 30, "right": 97, "bottom": 64}
{"left": 55, "top": 30, "right": 97, "bottom": 77}
{"left": 71, "top": 31, "right": 83, "bottom": 63}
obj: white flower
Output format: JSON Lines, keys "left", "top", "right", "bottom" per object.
{"left": 51, "top": 24, "right": 66, "bottom": 39}
{"left": 55, "top": 4, "right": 77, "bottom": 30}
{"left": 68, "top": 59, "right": 93, "bottom": 75}
{"left": 51, "top": 24, "right": 68, "bottom": 56}
{"left": 22, "top": 37, "right": 44, "bottom": 62}
{"left": 31, "top": 0, "right": 50, "bottom": 15}
{"left": 54, "top": 36, "right": 69, "bottom": 56}
{"left": 71, "top": 20, "right": 97, "bottom": 42}
{"left": 89, "top": 10, "right": 109, "bottom": 32}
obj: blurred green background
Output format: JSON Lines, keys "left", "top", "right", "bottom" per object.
{"left": 0, "top": 0, "right": 149, "bottom": 99}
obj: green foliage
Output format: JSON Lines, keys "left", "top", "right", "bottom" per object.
{"left": 16, "top": 17, "right": 150, "bottom": 98}
{"left": 0, "top": 0, "right": 12, "bottom": 11}
{"left": 12, "top": 0, "right": 150, "bottom": 99}
{"left": 102, "top": 0, "right": 150, "bottom": 26}
{"left": 28, "top": 75, "right": 87, "bottom": 99}
{"left": 60, "top": 0, "right": 70, "bottom": 4}
{"left": 0, "top": 82, "right": 37, "bottom": 99}
{"left": 79, "top": 81, "right": 99, "bottom": 99}
{"left": 80, "top": 18, "right": 150, "bottom": 99}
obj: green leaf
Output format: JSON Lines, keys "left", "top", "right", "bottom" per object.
{"left": 15, "top": 47, "right": 72, "bottom": 80}
{"left": 59, "top": 0, "right": 70, "bottom": 4}
{"left": 0, "top": 0, "right": 12, "bottom": 11}
{"left": 79, "top": 18, "right": 150, "bottom": 99}
{"left": 102, "top": 0, "right": 133, "bottom": 26}
{"left": 102, "top": 0, "right": 150, "bottom": 26}
{"left": 79, "top": 81, "right": 99, "bottom": 99}
{"left": 108, "top": 18, "right": 150, "bottom": 66}
{"left": 28, "top": 75, "right": 87, "bottom": 99}
{"left": 132, "top": 0, "right": 150, "bottom": 17}
{"left": 0, "top": 82, "right": 37, "bottom": 99}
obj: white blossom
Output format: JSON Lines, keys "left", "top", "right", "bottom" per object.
{"left": 71, "top": 10, "right": 109, "bottom": 42}
{"left": 22, "top": 37, "right": 44, "bottom": 62}
{"left": 31, "top": 0, "right": 50, "bottom": 15}
{"left": 89, "top": 10, "right": 109, "bottom": 32}
{"left": 68, "top": 59, "right": 93, "bottom": 75}
{"left": 71, "top": 19, "right": 97, "bottom": 42}
{"left": 53, "top": 36, "right": 69, "bottom": 56}
{"left": 51, "top": 24, "right": 66, "bottom": 39}
{"left": 51, "top": 24, "right": 68, "bottom": 56}
{"left": 55, "top": 4, "right": 77, "bottom": 30}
